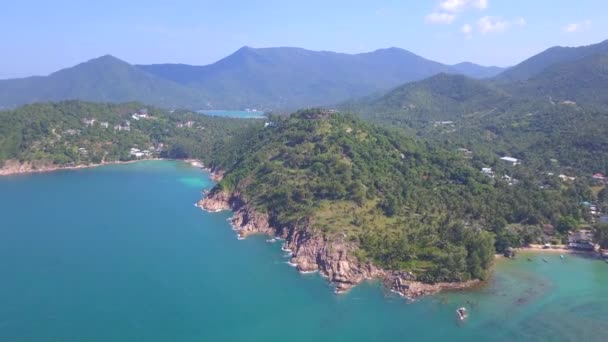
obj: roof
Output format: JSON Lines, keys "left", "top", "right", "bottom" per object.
{"left": 500, "top": 157, "right": 519, "bottom": 162}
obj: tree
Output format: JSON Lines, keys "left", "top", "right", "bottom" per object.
{"left": 594, "top": 223, "right": 608, "bottom": 249}
{"left": 556, "top": 216, "right": 578, "bottom": 234}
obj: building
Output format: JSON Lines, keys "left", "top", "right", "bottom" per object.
{"left": 82, "top": 118, "right": 96, "bottom": 126}
{"left": 559, "top": 174, "right": 576, "bottom": 182}
{"left": 568, "top": 229, "right": 596, "bottom": 251}
{"left": 500, "top": 156, "right": 520, "bottom": 166}
{"left": 100, "top": 122, "right": 109, "bottom": 128}
{"left": 592, "top": 173, "right": 605, "bottom": 181}
{"left": 481, "top": 167, "right": 494, "bottom": 178}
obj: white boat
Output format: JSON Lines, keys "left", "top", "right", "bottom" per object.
{"left": 457, "top": 307, "right": 468, "bottom": 320}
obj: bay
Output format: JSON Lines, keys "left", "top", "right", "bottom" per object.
{"left": 196, "top": 110, "right": 265, "bottom": 119}
{"left": 0, "top": 160, "right": 607, "bottom": 341}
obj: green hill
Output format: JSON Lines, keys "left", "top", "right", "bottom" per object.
{"left": 0, "top": 56, "right": 206, "bottom": 109}
{"left": 495, "top": 39, "right": 608, "bottom": 81}
{"left": 342, "top": 73, "right": 511, "bottom": 126}
{"left": 204, "top": 109, "right": 584, "bottom": 282}
{"left": 0, "top": 101, "right": 258, "bottom": 168}
{"left": 344, "top": 51, "right": 608, "bottom": 175}
{"left": 0, "top": 47, "right": 503, "bottom": 111}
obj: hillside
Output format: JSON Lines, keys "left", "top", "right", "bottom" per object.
{"left": 345, "top": 51, "right": 608, "bottom": 175}
{"left": 495, "top": 39, "right": 608, "bottom": 81}
{"left": 341, "top": 73, "right": 512, "bottom": 126}
{"left": 200, "top": 109, "right": 584, "bottom": 293}
{"left": 0, "top": 101, "right": 259, "bottom": 172}
{"left": 0, "top": 47, "right": 502, "bottom": 111}
{"left": 0, "top": 56, "right": 206, "bottom": 109}
{"left": 139, "top": 46, "right": 503, "bottom": 109}
{"left": 514, "top": 53, "right": 608, "bottom": 106}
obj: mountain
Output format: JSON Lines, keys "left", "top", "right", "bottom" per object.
{"left": 138, "top": 46, "right": 502, "bottom": 109}
{"left": 199, "top": 108, "right": 581, "bottom": 293}
{"left": 341, "top": 73, "right": 511, "bottom": 125}
{"left": 0, "top": 100, "right": 258, "bottom": 170}
{"left": 0, "top": 48, "right": 505, "bottom": 110}
{"left": 515, "top": 53, "right": 608, "bottom": 106}
{"left": 344, "top": 50, "right": 608, "bottom": 174}
{"left": 495, "top": 39, "right": 608, "bottom": 81}
{"left": 0, "top": 55, "right": 206, "bottom": 109}
{"left": 451, "top": 62, "right": 505, "bottom": 79}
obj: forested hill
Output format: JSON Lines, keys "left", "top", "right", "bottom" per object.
{"left": 0, "top": 101, "right": 259, "bottom": 168}
{"left": 495, "top": 39, "right": 608, "bottom": 82}
{"left": 0, "top": 47, "right": 502, "bottom": 110}
{"left": 0, "top": 56, "right": 205, "bottom": 109}
{"left": 205, "top": 109, "right": 586, "bottom": 282}
{"left": 342, "top": 50, "right": 608, "bottom": 175}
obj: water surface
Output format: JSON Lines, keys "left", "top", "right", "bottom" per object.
{"left": 197, "top": 110, "right": 265, "bottom": 119}
{"left": 0, "top": 161, "right": 606, "bottom": 341}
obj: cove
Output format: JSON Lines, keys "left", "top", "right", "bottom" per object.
{"left": 0, "top": 160, "right": 607, "bottom": 341}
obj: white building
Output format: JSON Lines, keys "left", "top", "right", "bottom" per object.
{"left": 500, "top": 156, "right": 520, "bottom": 166}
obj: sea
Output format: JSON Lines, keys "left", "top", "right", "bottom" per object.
{"left": 0, "top": 160, "right": 607, "bottom": 341}
{"left": 196, "top": 110, "right": 266, "bottom": 119}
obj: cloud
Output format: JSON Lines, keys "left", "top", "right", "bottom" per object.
{"left": 425, "top": 12, "right": 456, "bottom": 24}
{"left": 477, "top": 16, "right": 525, "bottom": 34}
{"left": 425, "top": 0, "right": 487, "bottom": 25}
{"left": 439, "top": 0, "right": 488, "bottom": 12}
{"left": 564, "top": 19, "right": 592, "bottom": 33}
{"left": 461, "top": 23, "right": 473, "bottom": 38}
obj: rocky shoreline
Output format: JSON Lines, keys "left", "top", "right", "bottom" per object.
{"left": 196, "top": 171, "right": 481, "bottom": 299}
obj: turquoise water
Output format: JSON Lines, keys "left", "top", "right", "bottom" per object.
{"left": 197, "top": 110, "right": 266, "bottom": 118}
{"left": 0, "top": 161, "right": 607, "bottom": 341}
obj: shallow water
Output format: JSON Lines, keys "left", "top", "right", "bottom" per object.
{"left": 196, "top": 109, "right": 265, "bottom": 118}
{"left": 0, "top": 160, "right": 606, "bottom": 341}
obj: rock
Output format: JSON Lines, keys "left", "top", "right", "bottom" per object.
{"left": 199, "top": 184, "right": 482, "bottom": 299}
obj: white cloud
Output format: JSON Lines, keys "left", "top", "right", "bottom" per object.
{"left": 425, "top": 0, "right": 486, "bottom": 25}
{"left": 477, "top": 16, "right": 525, "bottom": 34}
{"left": 564, "top": 19, "right": 592, "bottom": 33}
{"left": 439, "top": 0, "right": 488, "bottom": 12}
{"left": 425, "top": 12, "right": 456, "bottom": 24}
{"left": 461, "top": 23, "right": 473, "bottom": 38}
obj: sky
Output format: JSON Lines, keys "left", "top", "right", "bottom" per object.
{"left": 0, "top": 0, "right": 606, "bottom": 78}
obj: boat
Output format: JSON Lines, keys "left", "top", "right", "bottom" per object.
{"left": 456, "top": 307, "right": 468, "bottom": 320}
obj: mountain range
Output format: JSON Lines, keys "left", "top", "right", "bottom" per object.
{"left": 0, "top": 46, "right": 504, "bottom": 110}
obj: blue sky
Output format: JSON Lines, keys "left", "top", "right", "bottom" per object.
{"left": 0, "top": 0, "right": 606, "bottom": 78}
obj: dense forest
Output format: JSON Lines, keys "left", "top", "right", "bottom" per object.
{"left": 0, "top": 101, "right": 261, "bottom": 168}
{"left": 342, "top": 51, "right": 608, "bottom": 176}
{"left": 205, "top": 109, "right": 597, "bottom": 282}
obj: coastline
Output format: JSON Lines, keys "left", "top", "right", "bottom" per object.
{"left": 0, "top": 158, "right": 170, "bottom": 176}
{"left": 195, "top": 169, "right": 482, "bottom": 299}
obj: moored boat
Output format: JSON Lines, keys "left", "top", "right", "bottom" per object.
{"left": 456, "top": 307, "right": 468, "bottom": 320}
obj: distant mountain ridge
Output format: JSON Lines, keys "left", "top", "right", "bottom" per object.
{"left": 0, "top": 46, "right": 504, "bottom": 110}
{"left": 495, "top": 39, "right": 608, "bottom": 81}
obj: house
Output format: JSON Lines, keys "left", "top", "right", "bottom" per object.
{"left": 457, "top": 148, "right": 473, "bottom": 158}
{"left": 100, "top": 122, "right": 109, "bottom": 128}
{"left": 82, "top": 118, "right": 96, "bottom": 126}
{"left": 559, "top": 174, "right": 576, "bottom": 182}
{"left": 481, "top": 167, "right": 494, "bottom": 178}
{"left": 592, "top": 173, "right": 605, "bottom": 181}
{"left": 500, "top": 156, "right": 520, "bottom": 166}
{"left": 568, "top": 229, "right": 596, "bottom": 251}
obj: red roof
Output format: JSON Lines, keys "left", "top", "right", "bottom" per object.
{"left": 593, "top": 173, "right": 605, "bottom": 178}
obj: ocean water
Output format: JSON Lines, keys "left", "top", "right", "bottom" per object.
{"left": 0, "top": 160, "right": 607, "bottom": 341}
{"left": 196, "top": 110, "right": 266, "bottom": 119}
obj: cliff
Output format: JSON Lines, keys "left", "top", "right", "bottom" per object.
{"left": 197, "top": 185, "right": 481, "bottom": 299}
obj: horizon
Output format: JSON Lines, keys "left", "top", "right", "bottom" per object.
{"left": 2, "top": 0, "right": 606, "bottom": 78}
